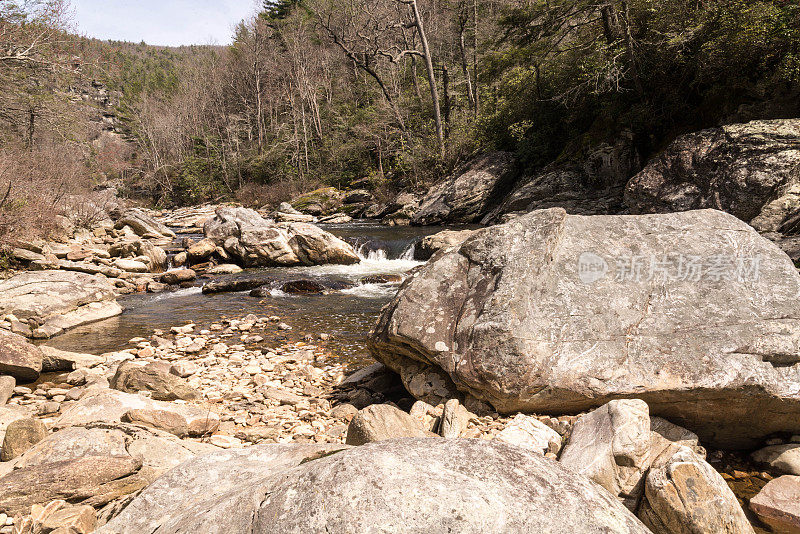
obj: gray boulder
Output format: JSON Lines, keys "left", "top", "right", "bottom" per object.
{"left": 0, "top": 330, "right": 43, "bottom": 381}
{"left": 204, "top": 207, "right": 359, "bottom": 267}
{"left": 345, "top": 403, "right": 435, "bottom": 445}
{"left": 370, "top": 208, "right": 800, "bottom": 449}
{"left": 414, "top": 229, "right": 476, "bottom": 261}
{"left": 411, "top": 152, "right": 515, "bottom": 225}
{"left": 0, "top": 271, "right": 122, "bottom": 339}
{"left": 100, "top": 438, "right": 650, "bottom": 534}
{"left": 625, "top": 118, "right": 800, "bottom": 232}
{"left": 110, "top": 361, "right": 200, "bottom": 401}
{"left": 98, "top": 443, "right": 346, "bottom": 534}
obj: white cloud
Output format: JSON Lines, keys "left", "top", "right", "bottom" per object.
{"left": 72, "top": 0, "right": 259, "bottom": 46}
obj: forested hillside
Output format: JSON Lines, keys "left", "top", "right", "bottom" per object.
{"left": 0, "top": 0, "right": 798, "bottom": 238}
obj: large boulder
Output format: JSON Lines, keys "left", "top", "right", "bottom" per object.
{"left": 370, "top": 208, "right": 800, "bottom": 449}
{"left": 411, "top": 151, "right": 515, "bottom": 225}
{"left": 0, "top": 330, "right": 43, "bottom": 381}
{"left": 0, "top": 417, "right": 47, "bottom": 461}
{"left": 114, "top": 208, "right": 176, "bottom": 238}
{"left": 99, "top": 438, "right": 650, "bottom": 534}
{"left": 0, "top": 271, "right": 122, "bottom": 339}
{"left": 414, "top": 229, "right": 476, "bottom": 261}
{"left": 625, "top": 118, "right": 800, "bottom": 232}
{"left": 203, "top": 207, "right": 359, "bottom": 267}
{"left": 98, "top": 443, "right": 346, "bottom": 534}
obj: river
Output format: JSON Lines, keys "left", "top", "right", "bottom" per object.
{"left": 45, "top": 222, "right": 455, "bottom": 368}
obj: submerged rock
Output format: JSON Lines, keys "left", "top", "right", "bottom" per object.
{"left": 370, "top": 208, "right": 800, "bottom": 449}
{"left": 99, "top": 439, "right": 650, "bottom": 534}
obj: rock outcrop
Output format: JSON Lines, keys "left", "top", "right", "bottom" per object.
{"left": 0, "top": 271, "right": 122, "bottom": 339}
{"left": 100, "top": 438, "right": 650, "bottom": 534}
{"left": 411, "top": 151, "right": 515, "bottom": 225}
{"left": 203, "top": 207, "right": 359, "bottom": 267}
{"left": 625, "top": 118, "right": 800, "bottom": 232}
{"left": 370, "top": 208, "right": 800, "bottom": 448}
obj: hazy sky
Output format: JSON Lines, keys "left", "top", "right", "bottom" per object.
{"left": 72, "top": 1, "right": 260, "bottom": 46}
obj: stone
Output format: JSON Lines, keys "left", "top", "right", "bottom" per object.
{"left": 186, "top": 238, "right": 217, "bottom": 262}
{"left": 0, "top": 405, "right": 32, "bottom": 445}
{"left": 14, "top": 426, "right": 129, "bottom": 469}
{"left": 160, "top": 269, "right": 196, "bottom": 285}
{"left": 414, "top": 229, "right": 476, "bottom": 260}
{"left": 318, "top": 213, "right": 352, "bottom": 224}
{"left": 39, "top": 346, "right": 104, "bottom": 372}
{"left": 115, "top": 208, "right": 176, "bottom": 238}
{"left": 202, "top": 274, "right": 275, "bottom": 294}
{"left": 207, "top": 264, "right": 243, "bottom": 275}
{"left": 439, "top": 398, "right": 471, "bottom": 438}
{"left": 411, "top": 151, "right": 515, "bottom": 224}
{"left": 752, "top": 444, "right": 800, "bottom": 476}
{"left": 370, "top": 208, "right": 800, "bottom": 449}
{"left": 53, "top": 389, "right": 218, "bottom": 435}
{"left": 0, "top": 330, "right": 42, "bottom": 381}
{"left": 40, "top": 504, "right": 97, "bottom": 534}
{"left": 559, "top": 400, "right": 652, "bottom": 508}
{"left": 496, "top": 413, "right": 561, "bottom": 456}
{"left": 0, "top": 271, "right": 121, "bottom": 339}
{"left": 329, "top": 403, "right": 359, "bottom": 422}
{"left": 203, "top": 207, "right": 359, "bottom": 267}
{"left": 290, "top": 187, "right": 344, "bottom": 215}
{"left": 113, "top": 259, "right": 150, "bottom": 273}
{"left": 0, "top": 376, "right": 13, "bottom": 405}
{"left": 122, "top": 409, "right": 189, "bottom": 437}
{"left": 98, "top": 443, "right": 347, "bottom": 534}
{"left": 259, "top": 385, "right": 304, "bottom": 406}
{"left": 625, "top": 118, "right": 800, "bottom": 232}
{"left": 750, "top": 475, "right": 800, "bottom": 534}
{"left": 345, "top": 403, "right": 435, "bottom": 445}
{"left": 0, "top": 455, "right": 143, "bottom": 517}
{"left": 638, "top": 446, "right": 754, "bottom": 534}
{"left": 99, "top": 439, "right": 651, "bottom": 534}
{"left": 1, "top": 417, "right": 47, "bottom": 461}
{"left": 110, "top": 361, "right": 200, "bottom": 401}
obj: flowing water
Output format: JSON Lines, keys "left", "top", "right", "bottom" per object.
{"left": 46, "top": 222, "right": 457, "bottom": 367}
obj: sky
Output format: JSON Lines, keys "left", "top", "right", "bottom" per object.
{"left": 71, "top": 0, "right": 260, "bottom": 47}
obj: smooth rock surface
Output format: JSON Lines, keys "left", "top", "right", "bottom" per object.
{"left": 0, "top": 417, "right": 47, "bottom": 461}
{"left": 370, "top": 208, "right": 800, "bottom": 448}
{"left": 496, "top": 413, "right": 561, "bottom": 455}
{"left": 101, "top": 438, "right": 651, "bottom": 534}
{"left": 98, "top": 443, "right": 346, "bottom": 534}
{"left": 752, "top": 444, "right": 800, "bottom": 476}
{"left": 110, "top": 361, "right": 200, "bottom": 401}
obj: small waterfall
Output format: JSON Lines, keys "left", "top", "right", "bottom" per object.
{"left": 399, "top": 243, "right": 416, "bottom": 261}
{"left": 356, "top": 243, "right": 389, "bottom": 262}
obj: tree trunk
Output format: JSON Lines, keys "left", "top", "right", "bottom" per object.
{"left": 406, "top": 0, "right": 444, "bottom": 155}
